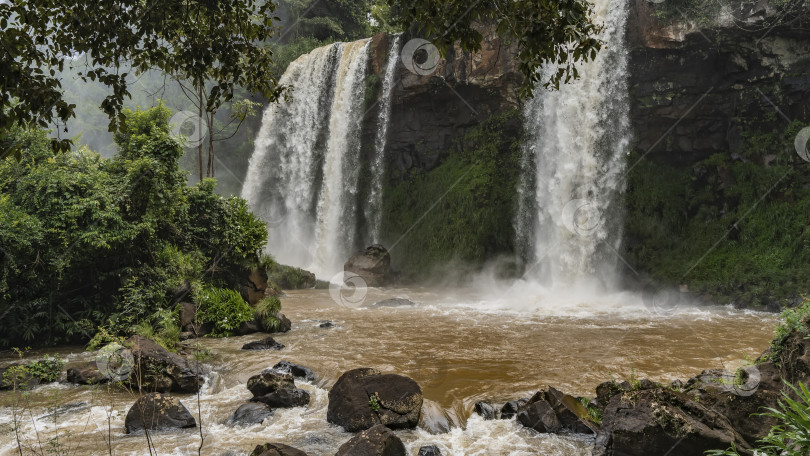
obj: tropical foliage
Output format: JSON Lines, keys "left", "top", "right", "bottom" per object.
{"left": 0, "top": 105, "right": 267, "bottom": 346}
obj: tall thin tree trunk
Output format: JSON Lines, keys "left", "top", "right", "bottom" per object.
{"left": 208, "top": 112, "right": 215, "bottom": 178}
{"left": 197, "top": 85, "right": 204, "bottom": 181}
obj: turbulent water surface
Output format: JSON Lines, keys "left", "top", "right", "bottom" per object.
{"left": 0, "top": 289, "right": 775, "bottom": 456}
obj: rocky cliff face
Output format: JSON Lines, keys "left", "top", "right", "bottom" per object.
{"left": 357, "top": 2, "right": 809, "bottom": 293}
{"left": 366, "top": 28, "right": 523, "bottom": 182}
{"left": 627, "top": 0, "right": 810, "bottom": 166}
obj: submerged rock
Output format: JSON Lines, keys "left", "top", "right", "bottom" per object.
{"left": 226, "top": 402, "right": 273, "bottom": 426}
{"left": 249, "top": 442, "right": 309, "bottom": 456}
{"left": 344, "top": 244, "right": 392, "bottom": 287}
{"left": 500, "top": 398, "right": 528, "bottom": 419}
{"left": 124, "top": 393, "right": 196, "bottom": 433}
{"left": 334, "top": 424, "right": 406, "bottom": 456}
{"left": 366, "top": 298, "right": 416, "bottom": 308}
{"left": 327, "top": 368, "right": 422, "bottom": 432}
{"left": 242, "top": 336, "right": 285, "bottom": 351}
{"left": 271, "top": 361, "right": 316, "bottom": 382}
{"left": 417, "top": 445, "right": 442, "bottom": 456}
{"left": 252, "top": 387, "right": 310, "bottom": 408}
{"left": 473, "top": 401, "right": 499, "bottom": 420}
{"left": 319, "top": 320, "right": 334, "bottom": 328}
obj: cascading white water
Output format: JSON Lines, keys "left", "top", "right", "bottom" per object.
{"left": 313, "top": 39, "right": 371, "bottom": 276}
{"left": 241, "top": 39, "right": 371, "bottom": 278}
{"left": 516, "top": 0, "right": 631, "bottom": 288}
{"left": 365, "top": 35, "right": 402, "bottom": 243}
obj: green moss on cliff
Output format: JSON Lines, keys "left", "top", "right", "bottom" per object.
{"left": 624, "top": 119, "right": 810, "bottom": 308}
{"left": 379, "top": 110, "right": 523, "bottom": 280}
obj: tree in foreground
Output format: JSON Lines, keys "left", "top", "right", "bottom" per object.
{"left": 0, "top": 0, "right": 286, "bottom": 157}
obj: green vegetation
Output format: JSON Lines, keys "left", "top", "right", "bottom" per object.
{"left": 392, "top": 0, "right": 602, "bottom": 92}
{"left": 262, "top": 255, "right": 316, "bottom": 289}
{"left": 194, "top": 285, "right": 255, "bottom": 337}
{"left": 650, "top": 0, "right": 810, "bottom": 28}
{"left": 256, "top": 296, "right": 283, "bottom": 332}
{"left": 1, "top": 351, "right": 66, "bottom": 387}
{"left": 578, "top": 397, "right": 604, "bottom": 425}
{"left": 21, "top": 355, "right": 66, "bottom": 384}
{"left": 270, "top": 37, "right": 336, "bottom": 78}
{"left": 134, "top": 308, "right": 182, "bottom": 351}
{"left": 368, "top": 393, "right": 381, "bottom": 412}
{"left": 276, "top": 0, "right": 376, "bottom": 43}
{"left": 624, "top": 119, "right": 810, "bottom": 309}
{"left": 706, "top": 381, "right": 810, "bottom": 456}
{"left": 380, "top": 111, "right": 524, "bottom": 280}
{"left": 0, "top": 104, "right": 268, "bottom": 347}
{"left": 0, "top": 0, "right": 285, "bottom": 154}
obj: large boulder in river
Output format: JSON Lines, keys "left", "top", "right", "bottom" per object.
{"left": 126, "top": 336, "right": 203, "bottom": 393}
{"left": 517, "top": 386, "right": 598, "bottom": 435}
{"left": 65, "top": 361, "right": 105, "bottom": 385}
{"left": 681, "top": 360, "right": 785, "bottom": 445}
{"left": 124, "top": 393, "right": 196, "bottom": 433}
{"left": 334, "top": 424, "right": 406, "bottom": 456}
{"left": 250, "top": 442, "right": 309, "bottom": 456}
{"left": 271, "top": 361, "right": 316, "bottom": 382}
{"left": 327, "top": 368, "right": 422, "bottom": 432}
{"left": 226, "top": 402, "right": 274, "bottom": 426}
{"left": 344, "top": 245, "right": 392, "bottom": 287}
{"left": 247, "top": 370, "right": 310, "bottom": 408}
{"left": 592, "top": 387, "right": 753, "bottom": 456}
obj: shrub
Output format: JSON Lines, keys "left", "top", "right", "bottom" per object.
{"left": 194, "top": 284, "right": 254, "bottom": 337}
{"left": 0, "top": 105, "right": 268, "bottom": 346}
{"left": 256, "top": 296, "right": 282, "bottom": 331}
{"left": 767, "top": 297, "right": 810, "bottom": 362}
{"left": 25, "top": 355, "right": 65, "bottom": 383}
{"left": 260, "top": 255, "right": 315, "bottom": 290}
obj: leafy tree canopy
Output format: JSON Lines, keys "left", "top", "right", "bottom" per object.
{"left": 0, "top": 105, "right": 267, "bottom": 346}
{"left": 0, "top": 0, "right": 285, "bottom": 154}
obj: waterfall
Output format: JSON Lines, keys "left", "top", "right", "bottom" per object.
{"left": 515, "top": 0, "right": 631, "bottom": 288}
{"left": 241, "top": 39, "right": 371, "bottom": 278}
{"left": 365, "top": 35, "right": 402, "bottom": 243}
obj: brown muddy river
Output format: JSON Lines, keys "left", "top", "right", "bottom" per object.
{"left": 0, "top": 286, "right": 777, "bottom": 455}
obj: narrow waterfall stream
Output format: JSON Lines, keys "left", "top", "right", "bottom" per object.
{"left": 515, "top": 0, "right": 631, "bottom": 288}
{"left": 365, "top": 35, "right": 402, "bottom": 244}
